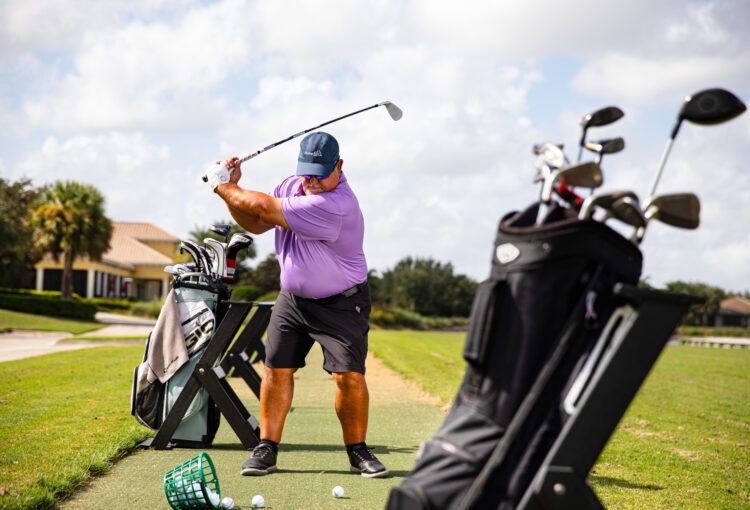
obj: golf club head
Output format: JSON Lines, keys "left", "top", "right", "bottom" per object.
{"left": 585, "top": 137, "right": 625, "bottom": 155}
{"left": 204, "top": 238, "right": 227, "bottom": 279}
{"left": 180, "top": 241, "right": 204, "bottom": 272}
{"left": 557, "top": 161, "right": 603, "bottom": 189}
{"left": 533, "top": 142, "right": 568, "bottom": 171}
{"left": 227, "top": 232, "right": 254, "bottom": 257}
{"left": 643, "top": 193, "right": 700, "bottom": 229}
{"left": 579, "top": 190, "right": 639, "bottom": 220}
{"left": 611, "top": 196, "right": 646, "bottom": 228}
{"left": 210, "top": 224, "right": 232, "bottom": 242}
{"left": 581, "top": 106, "right": 625, "bottom": 129}
{"left": 379, "top": 101, "right": 403, "bottom": 121}
{"left": 679, "top": 88, "right": 746, "bottom": 126}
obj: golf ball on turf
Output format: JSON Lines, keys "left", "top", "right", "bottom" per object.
{"left": 251, "top": 494, "right": 265, "bottom": 508}
{"left": 332, "top": 485, "right": 345, "bottom": 498}
{"left": 220, "top": 496, "right": 235, "bottom": 509}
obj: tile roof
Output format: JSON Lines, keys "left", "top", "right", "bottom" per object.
{"left": 112, "top": 222, "right": 180, "bottom": 242}
{"left": 720, "top": 296, "right": 750, "bottom": 315}
{"left": 102, "top": 231, "right": 174, "bottom": 268}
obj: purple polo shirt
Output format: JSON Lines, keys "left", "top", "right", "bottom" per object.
{"left": 272, "top": 173, "right": 367, "bottom": 299}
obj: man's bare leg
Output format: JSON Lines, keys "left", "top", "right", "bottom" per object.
{"left": 260, "top": 366, "right": 296, "bottom": 442}
{"left": 333, "top": 371, "right": 369, "bottom": 444}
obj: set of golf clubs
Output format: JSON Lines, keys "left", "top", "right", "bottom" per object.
{"left": 531, "top": 87, "right": 745, "bottom": 244}
{"left": 165, "top": 224, "right": 254, "bottom": 285}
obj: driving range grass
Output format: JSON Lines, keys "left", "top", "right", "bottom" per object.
{"left": 61, "top": 335, "right": 147, "bottom": 342}
{"left": 0, "top": 308, "right": 104, "bottom": 335}
{"left": 0, "top": 345, "right": 151, "bottom": 509}
{"left": 369, "top": 330, "right": 750, "bottom": 509}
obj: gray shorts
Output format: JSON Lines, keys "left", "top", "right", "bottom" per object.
{"left": 265, "top": 283, "right": 371, "bottom": 374}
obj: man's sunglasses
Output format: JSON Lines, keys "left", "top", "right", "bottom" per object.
{"left": 302, "top": 173, "right": 331, "bottom": 181}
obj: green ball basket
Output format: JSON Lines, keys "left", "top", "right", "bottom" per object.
{"left": 163, "top": 452, "right": 221, "bottom": 509}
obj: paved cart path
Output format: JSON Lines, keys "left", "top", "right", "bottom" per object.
{"left": 62, "top": 348, "right": 447, "bottom": 510}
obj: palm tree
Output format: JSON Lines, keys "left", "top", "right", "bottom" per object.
{"left": 31, "top": 181, "right": 113, "bottom": 299}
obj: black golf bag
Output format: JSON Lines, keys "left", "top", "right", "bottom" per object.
{"left": 387, "top": 201, "right": 642, "bottom": 509}
{"left": 131, "top": 274, "right": 230, "bottom": 448}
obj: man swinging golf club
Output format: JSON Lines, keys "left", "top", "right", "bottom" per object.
{"left": 204, "top": 132, "right": 388, "bottom": 478}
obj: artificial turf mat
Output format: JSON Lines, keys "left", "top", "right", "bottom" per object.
{"left": 61, "top": 347, "right": 446, "bottom": 509}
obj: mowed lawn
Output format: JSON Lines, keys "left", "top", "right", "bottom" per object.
{"left": 0, "top": 329, "right": 747, "bottom": 509}
{"left": 0, "top": 309, "right": 104, "bottom": 335}
{"left": 0, "top": 346, "right": 150, "bottom": 510}
{"left": 369, "top": 330, "right": 750, "bottom": 510}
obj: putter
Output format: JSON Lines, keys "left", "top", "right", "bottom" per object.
{"left": 577, "top": 106, "right": 625, "bottom": 161}
{"left": 635, "top": 192, "right": 701, "bottom": 243}
{"left": 202, "top": 101, "right": 403, "bottom": 182}
{"left": 648, "top": 88, "right": 745, "bottom": 198}
{"left": 579, "top": 190, "right": 639, "bottom": 220}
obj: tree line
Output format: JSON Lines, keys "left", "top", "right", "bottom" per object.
{"left": 2, "top": 176, "right": 748, "bottom": 321}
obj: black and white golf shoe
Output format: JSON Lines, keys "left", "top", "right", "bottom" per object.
{"left": 241, "top": 442, "right": 278, "bottom": 476}
{"left": 347, "top": 444, "right": 389, "bottom": 478}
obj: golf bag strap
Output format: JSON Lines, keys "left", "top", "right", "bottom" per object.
{"left": 463, "top": 277, "right": 506, "bottom": 369}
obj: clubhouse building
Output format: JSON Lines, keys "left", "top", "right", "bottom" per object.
{"left": 34, "top": 222, "right": 179, "bottom": 301}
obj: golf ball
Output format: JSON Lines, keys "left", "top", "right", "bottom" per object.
{"left": 208, "top": 490, "right": 220, "bottom": 507}
{"left": 251, "top": 494, "right": 265, "bottom": 508}
{"left": 220, "top": 496, "right": 235, "bottom": 509}
{"left": 332, "top": 485, "right": 345, "bottom": 498}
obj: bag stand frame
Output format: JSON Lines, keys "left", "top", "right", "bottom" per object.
{"left": 455, "top": 283, "right": 703, "bottom": 510}
{"left": 141, "top": 300, "right": 272, "bottom": 450}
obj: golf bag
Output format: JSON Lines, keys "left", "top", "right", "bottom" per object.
{"left": 131, "top": 275, "right": 229, "bottom": 448}
{"left": 387, "top": 201, "right": 642, "bottom": 509}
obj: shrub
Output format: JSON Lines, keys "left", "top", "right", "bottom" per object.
{"left": 0, "top": 293, "right": 96, "bottom": 320}
{"left": 231, "top": 284, "right": 263, "bottom": 302}
{"left": 677, "top": 326, "right": 750, "bottom": 338}
{"left": 82, "top": 297, "right": 132, "bottom": 312}
{"left": 128, "top": 300, "right": 164, "bottom": 319}
{"left": 370, "top": 305, "right": 469, "bottom": 330}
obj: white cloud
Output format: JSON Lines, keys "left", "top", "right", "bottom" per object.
{"left": 22, "top": 0, "right": 252, "bottom": 132}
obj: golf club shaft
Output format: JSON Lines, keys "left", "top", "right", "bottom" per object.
{"left": 238, "top": 103, "right": 388, "bottom": 164}
{"left": 648, "top": 137, "right": 675, "bottom": 198}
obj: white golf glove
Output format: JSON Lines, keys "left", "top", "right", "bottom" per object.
{"left": 203, "top": 162, "right": 232, "bottom": 191}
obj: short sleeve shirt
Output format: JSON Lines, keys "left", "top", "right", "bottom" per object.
{"left": 272, "top": 173, "right": 367, "bottom": 299}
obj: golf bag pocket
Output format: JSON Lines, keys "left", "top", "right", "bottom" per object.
{"left": 463, "top": 279, "right": 505, "bottom": 368}
{"left": 132, "top": 351, "right": 165, "bottom": 430}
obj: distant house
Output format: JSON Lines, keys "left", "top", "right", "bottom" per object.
{"left": 34, "top": 222, "right": 180, "bottom": 301}
{"left": 714, "top": 296, "right": 750, "bottom": 328}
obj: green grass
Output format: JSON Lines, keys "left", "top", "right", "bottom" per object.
{"left": 62, "top": 336, "right": 147, "bottom": 342}
{"left": 369, "top": 331, "right": 750, "bottom": 509}
{"left": 0, "top": 309, "right": 104, "bottom": 335}
{"left": 0, "top": 346, "right": 152, "bottom": 509}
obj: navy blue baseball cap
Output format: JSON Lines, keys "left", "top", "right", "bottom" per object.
{"left": 296, "top": 132, "right": 339, "bottom": 177}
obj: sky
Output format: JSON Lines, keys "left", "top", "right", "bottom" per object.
{"left": 1, "top": 0, "right": 748, "bottom": 291}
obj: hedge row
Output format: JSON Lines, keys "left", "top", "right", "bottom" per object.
{"left": 0, "top": 293, "right": 97, "bottom": 320}
{"left": 370, "top": 305, "right": 469, "bottom": 330}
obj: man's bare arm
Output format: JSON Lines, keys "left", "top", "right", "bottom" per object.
{"left": 218, "top": 184, "right": 290, "bottom": 231}
{"left": 226, "top": 204, "right": 274, "bottom": 235}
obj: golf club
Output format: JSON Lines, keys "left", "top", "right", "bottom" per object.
{"left": 210, "top": 224, "right": 232, "bottom": 243}
{"left": 609, "top": 196, "right": 646, "bottom": 229}
{"left": 537, "top": 161, "right": 603, "bottom": 223}
{"left": 202, "top": 101, "right": 403, "bottom": 182}
{"left": 226, "top": 232, "right": 254, "bottom": 282}
{"left": 578, "top": 190, "right": 639, "bottom": 220}
{"left": 635, "top": 192, "right": 701, "bottom": 243}
{"left": 648, "top": 88, "right": 746, "bottom": 198}
{"left": 180, "top": 241, "right": 205, "bottom": 273}
{"left": 584, "top": 137, "right": 625, "bottom": 165}
{"left": 204, "top": 238, "right": 227, "bottom": 280}
{"left": 577, "top": 106, "right": 625, "bottom": 161}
